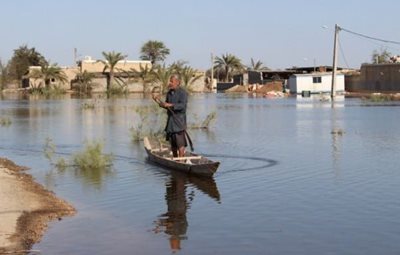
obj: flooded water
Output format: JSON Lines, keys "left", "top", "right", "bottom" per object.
{"left": 1, "top": 93, "right": 400, "bottom": 254}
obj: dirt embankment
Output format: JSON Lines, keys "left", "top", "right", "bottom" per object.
{"left": 225, "top": 81, "right": 284, "bottom": 94}
{"left": 0, "top": 158, "right": 75, "bottom": 254}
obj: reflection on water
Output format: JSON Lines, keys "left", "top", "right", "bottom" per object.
{"left": 153, "top": 170, "right": 220, "bottom": 252}
{"left": 330, "top": 105, "right": 343, "bottom": 178}
{"left": 42, "top": 157, "right": 115, "bottom": 191}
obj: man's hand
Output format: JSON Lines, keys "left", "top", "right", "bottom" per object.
{"left": 152, "top": 94, "right": 173, "bottom": 108}
{"left": 162, "top": 102, "right": 173, "bottom": 108}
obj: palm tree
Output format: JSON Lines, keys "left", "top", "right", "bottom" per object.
{"left": 41, "top": 64, "right": 68, "bottom": 88}
{"left": 75, "top": 70, "right": 95, "bottom": 94}
{"left": 214, "top": 53, "right": 243, "bottom": 82}
{"left": 180, "top": 66, "right": 203, "bottom": 92}
{"left": 169, "top": 60, "right": 188, "bottom": 74}
{"left": 153, "top": 64, "right": 173, "bottom": 93}
{"left": 131, "top": 64, "right": 155, "bottom": 93}
{"left": 26, "top": 64, "right": 68, "bottom": 90}
{"left": 101, "top": 51, "right": 126, "bottom": 91}
{"left": 140, "top": 40, "right": 170, "bottom": 65}
{"left": 248, "top": 58, "right": 266, "bottom": 71}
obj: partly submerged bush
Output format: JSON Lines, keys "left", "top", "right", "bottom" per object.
{"left": 188, "top": 111, "right": 217, "bottom": 129}
{"left": 130, "top": 126, "right": 164, "bottom": 142}
{"left": 29, "top": 86, "right": 66, "bottom": 96}
{"left": 363, "top": 94, "right": 400, "bottom": 102}
{"left": 43, "top": 138, "right": 114, "bottom": 189}
{"left": 73, "top": 141, "right": 113, "bottom": 171}
{"left": 200, "top": 111, "right": 217, "bottom": 129}
{"left": 0, "top": 116, "right": 11, "bottom": 127}
{"left": 44, "top": 138, "right": 113, "bottom": 171}
{"left": 81, "top": 99, "right": 99, "bottom": 110}
{"left": 107, "top": 85, "right": 128, "bottom": 96}
{"left": 130, "top": 105, "right": 165, "bottom": 142}
{"left": 44, "top": 137, "right": 56, "bottom": 162}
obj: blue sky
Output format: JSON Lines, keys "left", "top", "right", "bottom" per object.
{"left": 1, "top": 0, "right": 399, "bottom": 70}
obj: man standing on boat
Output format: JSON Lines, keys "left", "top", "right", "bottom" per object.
{"left": 154, "top": 74, "right": 188, "bottom": 158}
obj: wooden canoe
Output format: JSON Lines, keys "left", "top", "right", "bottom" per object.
{"left": 144, "top": 137, "right": 220, "bottom": 177}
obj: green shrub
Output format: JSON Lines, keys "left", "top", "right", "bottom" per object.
{"left": 364, "top": 94, "right": 400, "bottom": 102}
{"left": 29, "top": 86, "right": 66, "bottom": 96}
{"left": 107, "top": 85, "right": 128, "bottom": 96}
{"left": 130, "top": 105, "right": 165, "bottom": 142}
{"left": 369, "top": 94, "right": 392, "bottom": 102}
{"left": 73, "top": 141, "right": 113, "bottom": 171}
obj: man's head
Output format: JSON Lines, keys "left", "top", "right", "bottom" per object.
{"left": 168, "top": 74, "right": 181, "bottom": 90}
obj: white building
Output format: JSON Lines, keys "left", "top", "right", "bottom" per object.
{"left": 288, "top": 72, "right": 345, "bottom": 94}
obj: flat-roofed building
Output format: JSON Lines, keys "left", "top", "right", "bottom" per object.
{"left": 78, "top": 56, "right": 152, "bottom": 73}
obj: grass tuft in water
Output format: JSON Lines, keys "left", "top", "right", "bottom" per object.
{"left": 363, "top": 94, "right": 400, "bottom": 102}
{"left": 44, "top": 137, "right": 56, "bottom": 162}
{"left": 44, "top": 138, "right": 114, "bottom": 170}
{"left": 130, "top": 105, "right": 165, "bottom": 142}
{"left": 0, "top": 117, "right": 11, "bottom": 127}
{"left": 82, "top": 100, "right": 97, "bottom": 110}
{"left": 73, "top": 141, "right": 114, "bottom": 171}
{"left": 189, "top": 111, "right": 217, "bottom": 129}
{"left": 43, "top": 138, "right": 114, "bottom": 189}
{"left": 55, "top": 158, "right": 68, "bottom": 172}
{"left": 29, "top": 86, "right": 67, "bottom": 96}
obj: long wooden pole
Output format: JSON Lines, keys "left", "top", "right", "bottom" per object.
{"left": 331, "top": 24, "right": 340, "bottom": 98}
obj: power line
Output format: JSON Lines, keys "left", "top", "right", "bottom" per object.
{"left": 340, "top": 26, "right": 400, "bottom": 45}
{"left": 358, "top": 37, "right": 400, "bottom": 52}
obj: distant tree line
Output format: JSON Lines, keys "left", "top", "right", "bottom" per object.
{"left": 3, "top": 40, "right": 394, "bottom": 94}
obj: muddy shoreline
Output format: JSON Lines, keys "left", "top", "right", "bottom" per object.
{"left": 0, "top": 158, "right": 75, "bottom": 254}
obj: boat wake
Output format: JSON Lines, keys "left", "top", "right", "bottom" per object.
{"left": 0, "top": 147, "right": 278, "bottom": 176}
{"left": 199, "top": 153, "right": 278, "bottom": 175}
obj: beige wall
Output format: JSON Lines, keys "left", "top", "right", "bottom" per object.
{"left": 89, "top": 76, "right": 146, "bottom": 93}
{"left": 189, "top": 73, "right": 207, "bottom": 92}
{"left": 26, "top": 61, "right": 209, "bottom": 93}
{"left": 80, "top": 59, "right": 152, "bottom": 73}
{"left": 346, "top": 63, "right": 400, "bottom": 92}
{"left": 27, "top": 66, "right": 78, "bottom": 90}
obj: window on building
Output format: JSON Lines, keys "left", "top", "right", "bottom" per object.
{"left": 313, "top": 76, "right": 322, "bottom": 83}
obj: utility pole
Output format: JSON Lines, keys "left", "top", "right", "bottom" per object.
{"left": 210, "top": 53, "right": 214, "bottom": 91}
{"left": 313, "top": 58, "right": 316, "bottom": 72}
{"left": 331, "top": 24, "right": 340, "bottom": 98}
{"left": 74, "top": 48, "right": 78, "bottom": 66}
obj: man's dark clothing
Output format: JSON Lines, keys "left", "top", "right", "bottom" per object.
{"left": 165, "top": 87, "right": 188, "bottom": 134}
{"left": 164, "top": 86, "right": 188, "bottom": 152}
{"left": 168, "top": 131, "right": 188, "bottom": 153}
